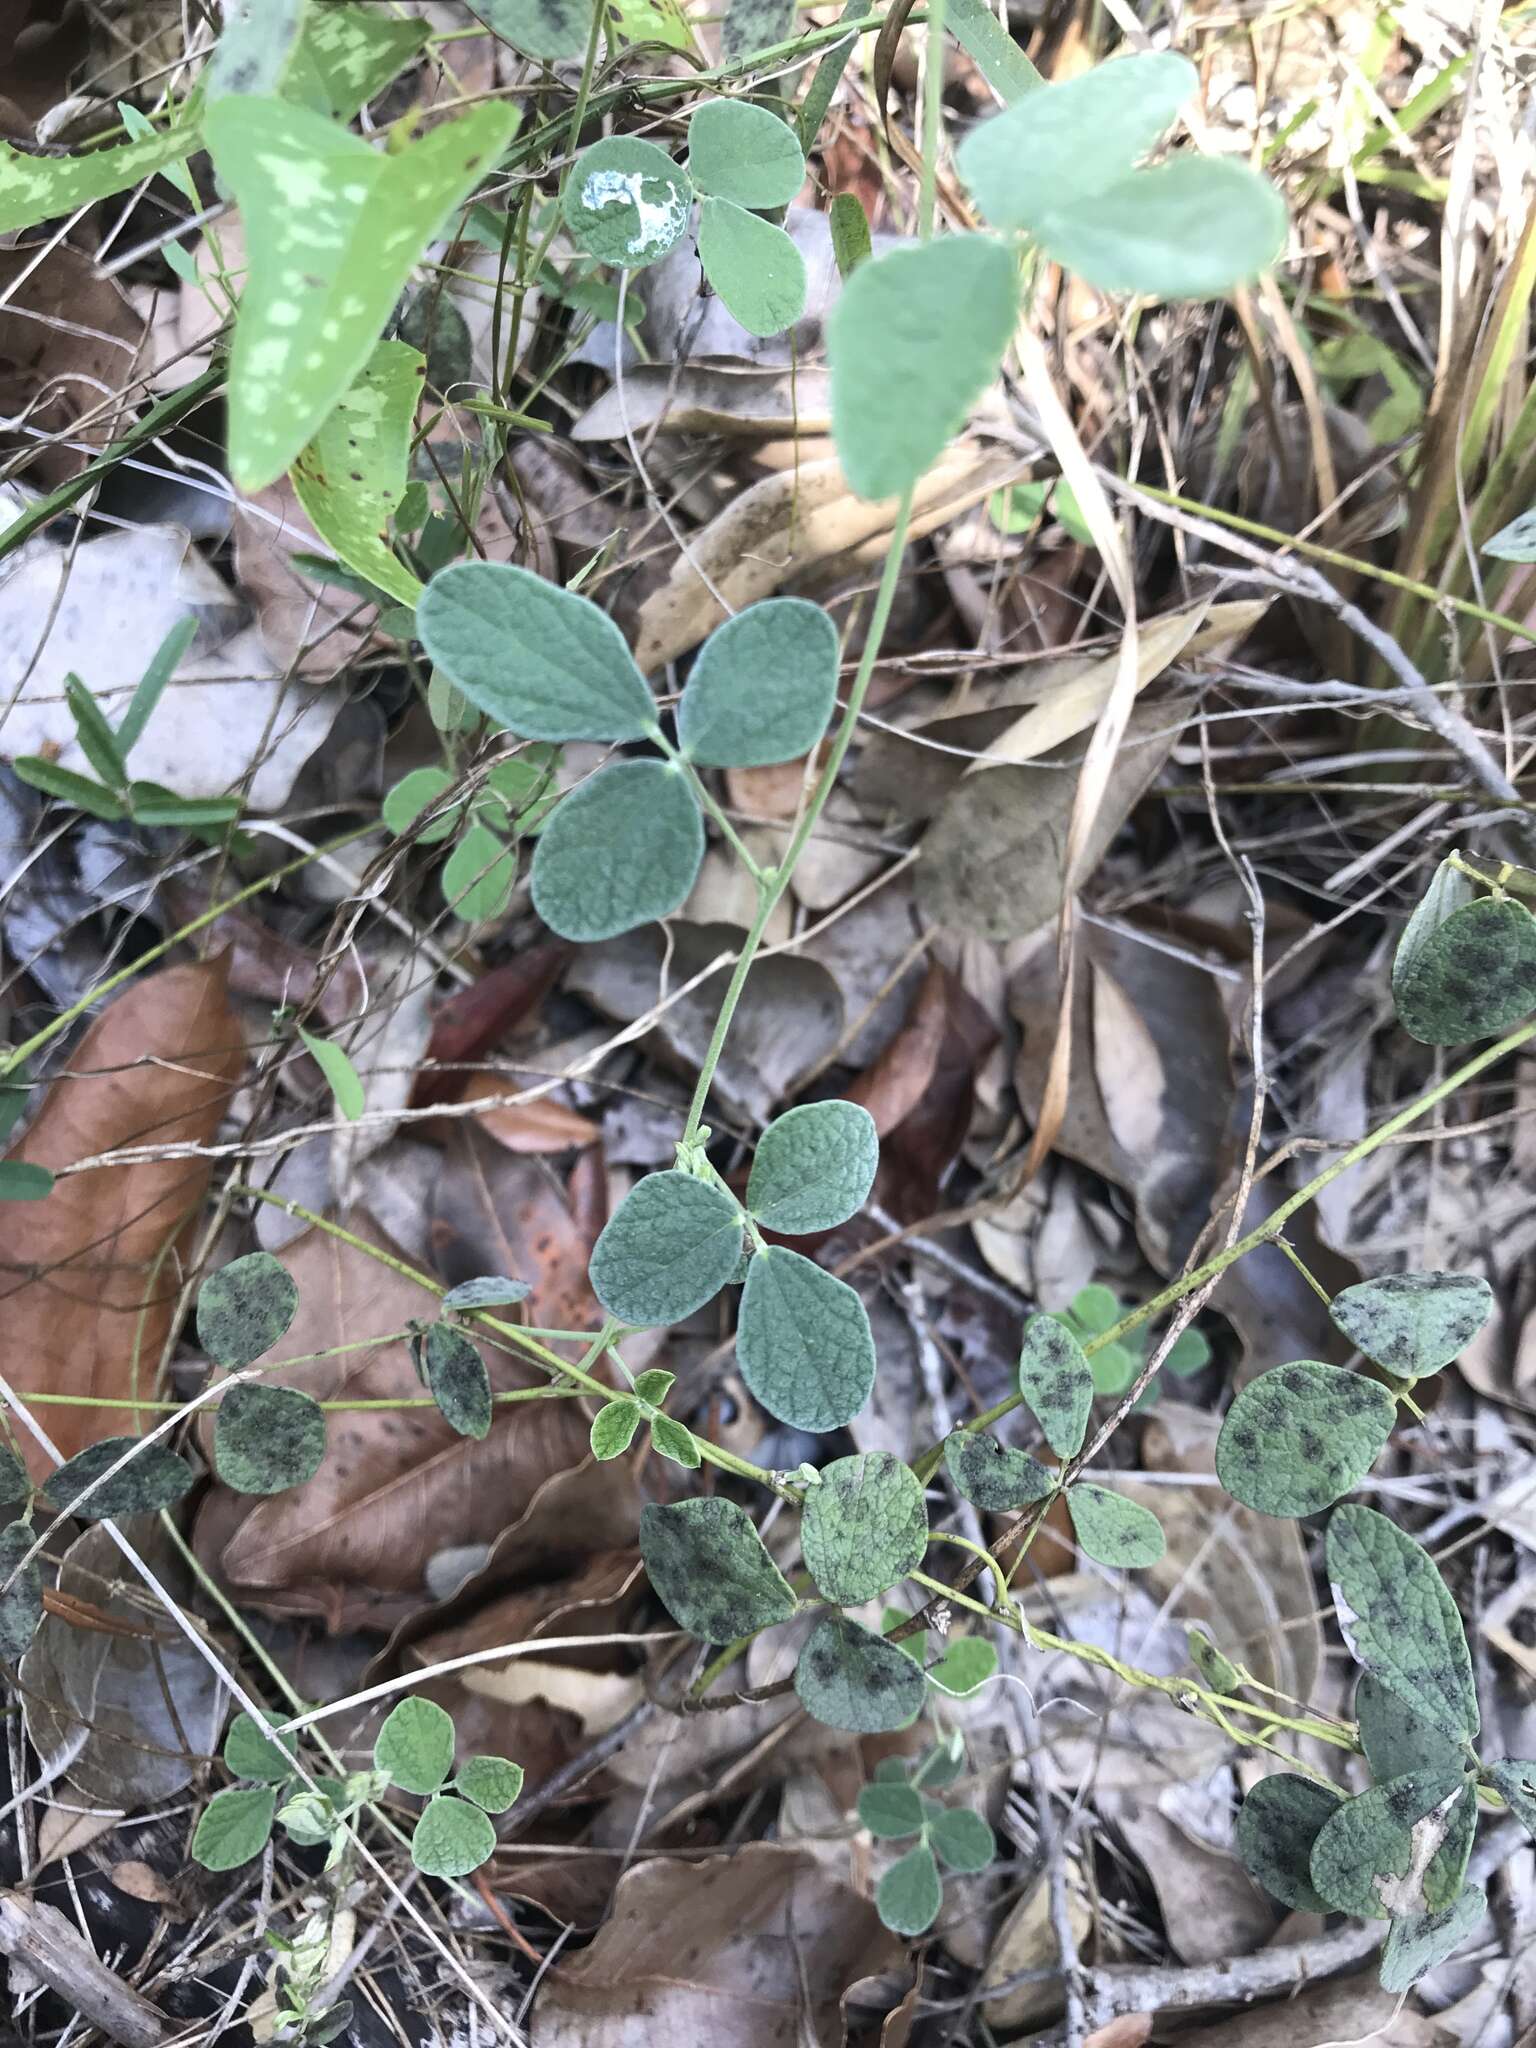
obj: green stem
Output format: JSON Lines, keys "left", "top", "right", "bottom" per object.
{"left": 918, "top": 0, "right": 946, "bottom": 239}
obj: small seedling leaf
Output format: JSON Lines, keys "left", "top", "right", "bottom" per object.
{"left": 1329, "top": 1273, "right": 1493, "bottom": 1381}
{"left": 1017, "top": 1314, "right": 1093, "bottom": 1458}
{"left": 192, "top": 1784, "right": 278, "bottom": 1871}
{"left": 928, "top": 1806, "right": 994, "bottom": 1873}
{"left": 454, "top": 1755, "right": 524, "bottom": 1814}
{"left": 589, "top": 1169, "right": 742, "bottom": 1327}
{"left": 737, "top": 1246, "right": 877, "bottom": 1433}
{"left": 1215, "top": 1361, "right": 1396, "bottom": 1517}
{"left": 423, "top": 1324, "right": 492, "bottom": 1439}
{"left": 1381, "top": 1886, "right": 1486, "bottom": 1993}
{"left": 1067, "top": 1484, "right": 1164, "bottom": 1569}
{"left": 696, "top": 197, "right": 808, "bottom": 338}
{"left": 794, "top": 1615, "right": 925, "bottom": 1733}
{"left": 590, "top": 1399, "right": 642, "bottom": 1460}
{"left": 876, "top": 1841, "right": 942, "bottom": 1936}
{"left": 801, "top": 1451, "right": 927, "bottom": 1604}
{"left": 411, "top": 1793, "right": 496, "bottom": 1877}
{"left": 441, "top": 821, "right": 518, "bottom": 925}
{"left": 679, "top": 598, "right": 840, "bottom": 771}
{"left": 1309, "top": 1768, "right": 1470, "bottom": 1920}
{"left": 291, "top": 339, "right": 424, "bottom": 607}
{"left": 1326, "top": 1505, "right": 1478, "bottom": 1742}
{"left": 442, "top": 1276, "right": 531, "bottom": 1311}
{"left": 687, "top": 99, "right": 805, "bottom": 209}
{"left": 745, "top": 1099, "right": 877, "bottom": 1233}
{"left": 48, "top": 1439, "right": 195, "bottom": 1519}
{"left": 632, "top": 1368, "right": 675, "bottom": 1405}
{"left": 197, "top": 1251, "right": 300, "bottom": 1368}
{"left": 942, "top": 1430, "right": 1054, "bottom": 1512}
{"left": 297, "top": 1026, "right": 365, "bottom": 1121}
{"left": 531, "top": 759, "right": 704, "bottom": 942}
{"left": 1393, "top": 896, "right": 1536, "bottom": 1044}
{"left": 857, "top": 1782, "right": 924, "bottom": 1838}
{"left": 1236, "top": 1774, "right": 1339, "bottom": 1913}
{"left": 214, "top": 1383, "right": 327, "bottom": 1496}
{"left": 563, "top": 136, "right": 693, "bottom": 269}
{"left": 0, "top": 1522, "right": 42, "bottom": 1663}
{"left": 639, "top": 1496, "right": 797, "bottom": 1641}
{"left": 224, "top": 1709, "right": 299, "bottom": 1785}
{"left": 375, "top": 1696, "right": 455, "bottom": 1796}
{"left": 649, "top": 1414, "right": 700, "bottom": 1467}
{"left": 927, "top": 1637, "right": 998, "bottom": 1698}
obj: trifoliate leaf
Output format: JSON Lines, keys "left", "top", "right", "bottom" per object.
{"left": 291, "top": 339, "right": 424, "bottom": 608}
{"left": 1187, "top": 1628, "right": 1241, "bottom": 1694}
{"left": 1381, "top": 1886, "right": 1486, "bottom": 1993}
{"left": 800, "top": 1451, "right": 927, "bottom": 1604}
{"left": 926, "top": 1637, "right": 998, "bottom": 1698}
{"left": 1017, "top": 1314, "right": 1093, "bottom": 1458}
{"left": 678, "top": 598, "right": 840, "bottom": 770}
{"left": 639, "top": 1497, "right": 797, "bottom": 1642}
{"left": 588, "top": 1169, "right": 742, "bottom": 1327}
{"left": 563, "top": 137, "right": 693, "bottom": 269}
{"left": 1326, "top": 1505, "right": 1478, "bottom": 1743}
{"left": 912, "top": 1735, "right": 966, "bottom": 1790}
{"left": 196, "top": 1251, "right": 300, "bottom": 1368}
{"left": 1487, "top": 1760, "right": 1536, "bottom": 1839}
{"left": 857, "top": 1781, "right": 924, "bottom": 1838}
{"left": 745, "top": 1098, "right": 877, "bottom": 1233}
{"left": 415, "top": 560, "right": 656, "bottom": 742}
{"left": 1236, "top": 1774, "right": 1339, "bottom": 1913}
{"left": 214, "top": 1383, "right": 327, "bottom": 1496}
{"left": 1329, "top": 1274, "right": 1493, "bottom": 1381}
{"left": 737, "top": 1247, "right": 876, "bottom": 1433}
{"left": 442, "top": 1276, "right": 532, "bottom": 1311}
{"left": 224, "top": 1709, "right": 299, "bottom": 1785}
{"left": 942, "top": 1430, "right": 1054, "bottom": 1512}
{"left": 454, "top": 1755, "right": 523, "bottom": 1814}
{"left": 794, "top": 1615, "right": 925, "bottom": 1733}
{"left": 0, "top": 1521, "right": 42, "bottom": 1663}
{"left": 47, "top": 1439, "right": 195, "bottom": 1519}
{"left": 876, "top": 1841, "right": 941, "bottom": 1936}
{"left": 696, "top": 197, "right": 808, "bottom": 339}
{"left": 1309, "top": 1768, "right": 1470, "bottom": 1919}
{"left": 375, "top": 1696, "right": 455, "bottom": 1796}
{"left": 649, "top": 1414, "right": 700, "bottom": 1467}
{"left": 1393, "top": 896, "right": 1536, "bottom": 1044}
{"left": 191, "top": 1784, "right": 278, "bottom": 1871}
{"left": 928, "top": 1806, "right": 994, "bottom": 1873}
{"left": 411, "top": 1794, "right": 496, "bottom": 1877}
{"left": 297, "top": 1025, "right": 365, "bottom": 1121}
{"left": 1214, "top": 1361, "right": 1396, "bottom": 1518}
{"left": 687, "top": 99, "right": 805, "bottom": 210}
{"left": 531, "top": 760, "right": 704, "bottom": 942}
{"left": 1035, "top": 159, "right": 1285, "bottom": 300}
{"left": 590, "top": 1399, "right": 641, "bottom": 1460}
{"left": 1357, "top": 1674, "right": 1467, "bottom": 1782}
{"left": 422, "top": 1324, "right": 492, "bottom": 1439}
{"left": 1066, "top": 1485, "right": 1164, "bottom": 1568}
{"left": 1393, "top": 856, "right": 1474, "bottom": 989}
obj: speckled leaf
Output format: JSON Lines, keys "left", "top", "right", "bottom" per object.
{"left": 196, "top": 1251, "right": 299, "bottom": 1368}
{"left": 191, "top": 1784, "right": 277, "bottom": 1871}
{"left": 411, "top": 1794, "right": 495, "bottom": 1877}
{"left": 1236, "top": 1775, "right": 1340, "bottom": 1913}
{"left": 1392, "top": 896, "right": 1536, "bottom": 1044}
{"left": 1326, "top": 1505, "right": 1478, "bottom": 1742}
{"left": 588, "top": 1169, "right": 742, "bottom": 1326}
{"left": 563, "top": 137, "right": 692, "bottom": 269}
{"left": 1329, "top": 1273, "right": 1493, "bottom": 1381}
{"left": 1394, "top": 857, "right": 1475, "bottom": 989}
{"left": 0, "top": 1522, "right": 42, "bottom": 1663}
{"left": 1067, "top": 1484, "right": 1164, "bottom": 1568}
{"left": 205, "top": 95, "right": 515, "bottom": 490}
{"left": 375, "top": 1695, "right": 454, "bottom": 1796}
{"left": 876, "top": 1841, "right": 941, "bottom": 1936}
{"left": 745, "top": 1098, "right": 877, "bottom": 1232}
{"left": 285, "top": 3, "right": 429, "bottom": 120}
{"left": 531, "top": 759, "right": 703, "bottom": 942}
{"left": 454, "top": 1755, "right": 523, "bottom": 1814}
{"left": 697, "top": 198, "right": 808, "bottom": 339}
{"left": 929, "top": 1806, "right": 994, "bottom": 1873}
{"left": 423, "top": 1324, "right": 492, "bottom": 1439}
{"left": 590, "top": 1398, "right": 641, "bottom": 1460}
{"left": 47, "top": 1439, "right": 195, "bottom": 1520}
{"left": 479, "top": 0, "right": 593, "bottom": 63}
{"left": 639, "top": 1497, "right": 797, "bottom": 1641}
{"left": 1357, "top": 1674, "right": 1467, "bottom": 1782}
{"left": 1309, "top": 1768, "right": 1470, "bottom": 1920}
{"left": 1215, "top": 1361, "right": 1396, "bottom": 1517}
{"left": 858, "top": 1781, "right": 924, "bottom": 1838}
{"left": 224, "top": 1709, "right": 299, "bottom": 1785}
{"left": 1017, "top": 1314, "right": 1093, "bottom": 1458}
{"left": 687, "top": 99, "right": 805, "bottom": 210}
{"left": 214, "top": 1384, "right": 327, "bottom": 1496}
{"left": 679, "top": 598, "right": 839, "bottom": 770}
{"left": 1381, "top": 1885, "right": 1486, "bottom": 1993}
{"left": 1485, "top": 1760, "right": 1536, "bottom": 1839}
{"left": 0, "top": 1449, "right": 28, "bottom": 1507}
{"left": 801, "top": 1451, "right": 927, "bottom": 1604}
{"left": 292, "top": 339, "right": 424, "bottom": 607}
{"left": 796, "top": 1617, "right": 924, "bottom": 1733}
{"left": 0, "top": 120, "right": 196, "bottom": 238}
{"left": 942, "top": 1431, "right": 1054, "bottom": 1512}
{"left": 737, "top": 1247, "right": 877, "bottom": 1433}
{"left": 721, "top": 0, "right": 794, "bottom": 60}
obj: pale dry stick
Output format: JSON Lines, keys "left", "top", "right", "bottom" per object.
{"left": 0, "top": 1891, "right": 171, "bottom": 2048}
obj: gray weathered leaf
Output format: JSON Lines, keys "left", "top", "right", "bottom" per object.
{"left": 1380, "top": 1885, "right": 1486, "bottom": 1993}
{"left": 47, "top": 1438, "right": 195, "bottom": 1520}
{"left": 1309, "top": 1767, "right": 1470, "bottom": 1920}
{"left": 1215, "top": 1361, "right": 1396, "bottom": 1517}
{"left": 422, "top": 1323, "right": 493, "bottom": 1439}
{"left": 737, "top": 1247, "right": 876, "bottom": 1433}
{"left": 1329, "top": 1273, "right": 1493, "bottom": 1381}
{"left": 639, "top": 1497, "right": 797, "bottom": 1641}
{"left": 1066, "top": 1484, "right": 1164, "bottom": 1568}
{"left": 800, "top": 1452, "right": 927, "bottom": 1604}
{"left": 1236, "top": 1773, "right": 1339, "bottom": 1914}
{"left": 1357, "top": 1674, "right": 1466, "bottom": 1782}
{"left": 0, "top": 1521, "right": 42, "bottom": 1663}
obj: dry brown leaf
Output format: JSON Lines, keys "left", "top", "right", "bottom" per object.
{"left": 462, "top": 1656, "right": 644, "bottom": 1733}
{"left": 0, "top": 245, "right": 147, "bottom": 485}
{"left": 431, "top": 1127, "right": 604, "bottom": 1336}
{"left": 230, "top": 473, "right": 375, "bottom": 679}
{"left": 0, "top": 958, "right": 242, "bottom": 1472}
{"left": 572, "top": 366, "right": 832, "bottom": 442}
{"left": 1174, "top": 1970, "right": 1443, "bottom": 2047}
{"left": 1086, "top": 2020, "right": 1153, "bottom": 2048}
{"left": 464, "top": 1075, "right": 601, "bottom": 1154}
{"left": 980, "top": 1870, "right": 1091, "bottom": 2030}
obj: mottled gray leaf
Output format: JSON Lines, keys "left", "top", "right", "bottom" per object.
{"left": 1329, "top": 1273, "right": 1493, "bottom": 1381}
{"left": 1016, "top": 1314, "right": 1093, "bottom": 1458}
{"left": 1236, "top": 1773, "right": 1339, "bottom": 1913}
{"left": 423, "top": 1324, "right": 492, "bottom": 1439}
{"left": 942, "top": 1430, "right": 1054, "bottom": 1512}
{"left": 1380, "top": 1885, "right": 1486, "bottom": 1993}
{"left": 197, "top": 1251, "right": 300, "bottom": 1368}
{"left": 1393, "top": 896, "right": 1536, "bottom": 1045}
{"left": 1309, "top": 1768, "right": 1470, "bottom": 1920}
{"left": 639, "top": 1497, "right": 797, "bottom": 1642}
{"left": 1215, "top": 1361, "right": 1396, "bottom": 1517}
{"left": 800, "top": 1451, "right": 927, "bottom": 1604}
{"left": 47, "top": 1438, "right": 194, "bottom": 1519}
{"left": 1066, "top": 1484, "right": 1164, "bottom": 1568}
{"left": 1326, "top": 1505, "right": 1478, "bottom": 1742}
{"left": 0, "top": 1521, "right": 42, "bottom": 1663}
{"left": 794, "top": 1615, "right": 924, "bottom": 1733}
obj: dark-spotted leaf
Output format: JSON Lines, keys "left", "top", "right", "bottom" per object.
{"left": 1036, "top": 159, "right": 1285, "bottom": 300}
{"left": 801, "top": 1451, "right": 927, "bottom": 1604}
{"left": 291, "top": 338, "right": 424, "bottom": 608}
{"left": 1017, "top": 1314, "right": 1093, "bottom": 1458}
{"left": 422, "top": 1324, "right": 492, "bottom": 1439}
{"left": 442, "top": 1275, "right": 532, "bottom": 1312}
{"left": 745, "top": 1098, "right": 876, "bottom": 1232}
{"left": 214, "top": 1384, "right": 327, "bottom": 1496}
{"left": 588, "top": 1169, "right": 742, "bottom": 1326}
{"left": 1381, "top": 1886, "right": 1486, "bottom": 1993}
{"left": 455, "top": 1755, "right": 523, "bottom": 1814}
{"left": 1393, "top": 896, "right": 1536, "bottom": 1044}
{"left": 0, "top": 1448, "right": 28, "bottom": 1508}
{"left": 196, "top": 1251, "right": 300, "bottom": 1367}
{"left": 590, "top": 1398, "right": 641, "bottom": 1460}
{"left": 411, "top": 1794, "right": 495, "bottom": 1877}
{"left": 943, "top": 1430, "right": 1054, "bottom": 1512}
{"left": 737, "top": 1247, "right": 876, "bottom": 1433}
{"left": 1067, "top": 1485, "right": 1164, "bottom": 1568}
{"left": 48, "top": 1439, "right": 195, "bottom": 1520}
{"left": 796, "top": 1616, "right": 924, "bottom": 1733}
{"left": 648, "top": 1414, "right": 700, "bottom": 1467}
{"left": 478, "top": 0, "right": 593, "bottom": 60}
{"left": 1309, "top": 1768, "right": 1470, "bottom": 1920}
{"left": 1326, "top": 1505, "right": 1478, "bottom": 1742}
{"left": 1214, "top": 1361, "right": 1396, "bottom": 1517}
{"left": 1486, "top": 1759, "right": 1536, "bottom": 1839}
{"left": 697, "top": 197, "right": 808, "bottom": 339}
{"left": 829, "top": 235, "right": 1018, "bottom": 502}
{"left": 224, "top": 1709, "right": 299, "bottom": 1785}
{"left": 1329, "top": 1273, "right": 1493, "bottom": 1381}
{"left": 1236, "top": 1774, "right": 1339, "bottom": 1913}
{"left": 531, "top": 760, "right": 703, "bottom": 942}
{"left": 876, "top": 1841, "right": 941, "bottom": 1936}
{"left": 1393, "top": 856, "right": 1474, "bottom": 989}
{"left": 722, "top": 0, "right": 794, "bottom": 60}
{"left": 678, "top": 598, "right": 839, "bottom": 771}
{"left": 927, "top": 1636, "right": 998, "bottom": 1698}
{"left": 687, "top": 99, "right": 805, "bottom": 210}
{"left": 0, "top": 1521, "right": 42, "bottom": 1663}
{"left": 563, "top": 137, "right": 692, "bottom": 269}
{"left": 375, "top": 1695, "right": 454, "bottom": 1796}
{"left": 1357, "top": 1674, "right": 1466, "bottom": 1782}
{"left": 191, "top": 1784, "right": 278, "bottom": 1871}
{"left": 415, "top": 560, "right": 655, "bottom": 742}
{"left": 639, "top": 1497, "right": 797, "bottom": 1641}
{"left": 929, "top": 1806, "right": 994, "bottom": 1873}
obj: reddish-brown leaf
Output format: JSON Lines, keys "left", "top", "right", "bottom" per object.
{"left": 414, "top": 946, "right": 569, "bottom": 1108}
{"left": 848, "top": 962, "right": 996, "bottom": 1223}
{"left": 462, "top": 1074, "right": 600, "bottom": 1154}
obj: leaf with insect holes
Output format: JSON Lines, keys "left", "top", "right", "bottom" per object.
{"left": 801, "top": 1451, "right": 927, "bottom": 1604}
{"left": 737, "top": 1247, "right": 876, "bottom": 1433}
{"left": 1215, "top": 1361, "right": 1396, "bottom": 1518}
{"left": 416, "top": 560, "right": 656, "bottom": 742}
{"left": 1381, "top": 1885, "right": 1486, "bottom": 1993}
{"left": 1329, "top": 1273, "right": 1493, "bottom": 1381}
{"left": 943, "top": 1430, "right": 1054, "bottom": 1512}
{"left": 384, "top": 767, "right": 460, "bottom": 842}
{"left": 442, "top": 1276, "right": 532, "bottom": 1312}
{"left": 858, "top": 1782, "right": 924, "bottom": 1839}
{"left": 1392, "top": 896, "right": 1536, "bottom": 1044}
{"left": 205, "top": 95, "right": 514, "bottom": 490}
{"left": 688, "top": 99, "right": 805, "bottom": 209}
{"left": 531, "top": 760, "right": 703, "bottom": 942}
{"left": 877, "top": 1841, "right": 942, "bottom": 1936}
{"left": 411, "top": 1794, "right": 496, "bottom": 1877}
{"left": 829, "top": 235, "right": 1018, "bottom": 501}
{"left": 197, "top": 1252, "right": 300, "bottom": 1368}
{"left": 697, "top": 198, "right": 808, "bottom": 339}
{"left": 649, "top": 1414, "right": 700, "bottom": 1467}
{"left": 745, "top": 1099, "right": 876, "bottom": 1233}
{"left": 590, "top": 1399, "right": 641, "bottom": 1460}
{"left": 679, "top": 599, "right": 839, "bottom": 771}
{"left": 214, "top": 1383, "right": 327, "bottom": 1496}
{"left": 563, "top": 136, "right": 693, "bottom": 269}
{"left": 1326, "top": 1505, "right": 1478, "bottom": 1742}
{"left": 292, "top": 339, "right": 424, "bottom": 608}
{"left": 1309, "top": 1768, "right": 1472, "bottom": 1919}
{"left": 224, "top": 1709, "right": 299, "bottom": 1785}
{"left": 441, "top": 822, "right": 517, "bottom": 924}
{"left": 1394, "top": 856, "right": 1475, "bottom": 988}
{"left": 47, "top": 1439, "right": 195, "bottom": 1519}
{"left": 927, "top": 1637, "right": 998, "bottom": 1698}
{"left": 422, "top": 1324, "right": 492, "bottom": 1439}
{"left": 1017, "top": 1314, "right": 1093, "bottom": 1458}
{"left": 284, "top": 3, "right": 429, "bottom": 120}
{"left": 929, "top": 1806, "right": 994, "bottom": 1873}
{"left": 0, "top": 1522, "right": 42, "bottom": 1663}
{"left": 589, "top": 1169, "right": 742, "bottom": 1327}
{"left": 455, "top": 1755, "right": 523, "bottom": 1814}
{"left": 639, "top": 1497, "right": 797, "bottom": 1642}
{"left": 1067, "top": 1484, "right": 1164, "bottom": 1568}
{"left": 375, "top": 1696, "right": 455, "bottom": 1796}
{"left": 0, "top": 119, "right": 198, "bottom": 238}
{"left": 192, "top": 1784, "right": 279, "bottom": 1870}
{"left": 1236, "top": 1774, "right": 1340, "bottom": 1913}
{"left": 795, "top": 1615, "right": 924, "bottom": 1733}
{"left": 298, "top": 1026, "right": 365, "bottom": 1121}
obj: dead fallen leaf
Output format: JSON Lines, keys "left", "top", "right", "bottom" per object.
{"left": 980, "top": 1868, "right": 1091, "bottom": 2030}
{"left": 160, "top": 877, "right": 363, "bottom": 1030}
{"left": 230, "top": 472, "right": 376, "bottom": 680}
{"left": 464, "top": 1074, "right": 601, "bottom": 1154}
{"left": 0, "top": 245, "right": 147, "bottom": 484}
{"left": 572, "top": 366, "right": 832, "bottom": 442}
{"left": 1172, "top": 1969, "right": 1441, "bottom": 2047}
{"left": 431, "top": 1127, "right": 604, "bottom": 1337}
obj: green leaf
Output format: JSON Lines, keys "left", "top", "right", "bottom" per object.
{"left": 829, "top": 191, "right": 872, "bottom": 278}
{"left": 224, "top": 1709, "right": 300, "bottom": 1785}
{"left": 607, "top": 0, "right": 693, "bottom": 51}
{"left": 126, "top": 785, "right": 242, "bottom": 830}
{"left": 632, "top": 1368, "right": 675, "bottom": 1405}
{"left": 1393, "top": 856, "right": 1474, "bottom": 989}
{"left": 876, "top": 1841, "right": 942, "bottom": 1936}
{"left": 454, "top": 1755, "right": 524, "bottom": 1814}
{"left": 1392, "top": 896, "right": 1536, "bottom": 1044}
{"left": 1215, "top": 1361, "right": 1396, "bottom": 1518}
{"left": 1164, "top": 1327, "right": 1211, "bottom": 1378}
{"left": 298, "top": 1025, "right": 366, "bottom": 1121}
{"left": 1487, "top": 1759, "right": 1536, "bottom": 1839}
{"left": 649, "top": 1414, "right": 701, "bottom": 1467}
{"left": 1088, "top": 1341, "right": 1137, "bottom": 1398}
{"left": 829, "top": 235, "right": 1017, "bottom": 501}
{"left": 117, "top": 612, "right": 194, "bottom": 757}
{"left": 639, "top": 1496, "right": 797, "bottom": 1641}
{"left": 384, "top": 766, "right": 461, "bottom": 843}
{"left": 1484, "top": 509, "right": 1536, "bottom": 563}
{"left": 47, "top": 1439, "right": 194, "bottom": 1519}
{"left": 397, "top": 286, "right": 474, "bottom": 398}
{"left": 284, "top": 3, "right": 429, "bottom": 119}
{"left": 945, "top": 0, "right": 1041, "bottom": 101}
{"left": 477, "top": 0, "right": 595, "bottom": 63}
{"left": 0, "top": 1447, "right": 28, "bottom": 1507}
{"left": 1236, "top": 1774, "right": 1340, "bottom": 1914}
{"left": 291, "top": 339, "right": 425, "bottom": 608}
{"left": 531, "top": 760, "right": 703, "bottom": 942}
{"left": 912, "top": 1735, "right": 966, "bottom": 1790}
{"left": 415, "top": 560, "right": 656, "bottom": 742}
{"left": 1380, "top": 1886, "right": 1486, "bottom": 1993}
{"left": 722, "top": 0, "right": 794, "bottom": 60}
{"left": 588, "top": 1169, "right": 742, "bottom": 1327}
{"left": 1357, "top": 1675, "right": 1471, "bottom": 1783}
{"left": 1065, "top": 1285, "right": 1119, "bottom": 1333}
{"left": 0, "top": 1521, "right": 43, "bottom": 1663}
{"left": 208, "top": 0, "right": 309, "bottom": 100}
{"left": 928, "top": 1806, "right": 994, "bottom": 1873}
{"left": 214, "top": 1383, "right": 327, "bottom": 1496}
{"left": 192, "top": 1785, "right": 278, "bottom": 1871}
{"left": 65, "top": 676, "right": 129, "bottom": 791}
{"left": 1326, "top": 1505, "right": 1478, "bottom": 1742}
{"left": 0, "top": 119, "right": 196, "bottom": 238}
{"left": 197, "top": 1251, "right": 300, "bottom": 1368}
{"left": 441, "top": 821, "right": 518, "bottom": 925}
{"left": 857, "top": 1781, "right": 924, "bottom": 1839}
{"left": 927, "top": 1637, "right": 998, "bottom": 1698}
{"left": 442, "top": 1276, "right": 531, "bottom": 1311}
{"left": 696, "top": 198, "right": 808, "bottom": 339}
{"left": 0, "top": 1162, "right": 54, "bottom": 1202}
{"left": 1329, "top": 1274, "right": 1493, "bottom": 1381}
{"left": 205, "top": 95, "right": 515, "bottom": 490}
{"left": 411, "top": 1793, "right": 496, "bottom": 1877}
{"left": 679, "top": 598, "right": 839, "bottom": 771}
{"left": 737, "top": 1247, "right": 876, "bottom": 1433}
{"left": 1187, "top": 1628, "right": 1242, "bottom": 1694}
{"left": 1036, "top": 158, "right": 1285, "bottom": 300}
{"left": 13, "top": 757, "right": 126, "bottom": 821}
{"left": 375, "top": 1696, "right": 455, "bottom": 1796}
{"left": 942, "top": 1430, "right": 1054, "bottom": 1512}
{"left": 745, "top": 1098, "right": 876, "bottom": 1233}
{"left": 563, "top": 137, "right": 693, "bottom": 269}
{"left": 423, "top": 1324, "right": 492, "bottom": 1439}
{"left": 1016, "top": 1314, "right": 1093, "bottom": 1458}
{"left": 688, "top": 100, "right": 804, "bottom": 209}
{"left": 801, "top": 1451, "right": 927, "bottom": 1604}
{"left": 1309, "top": 1768, "right": 1470, "bottom": 1919}
{"left": 795, "top": 1616, "right": 924, "bottom": 1733}
{"left": 1066, "top": 1485, "right": 1164, "bottom": 1569}
{"left": 590, "top": 1399, "right": 641, "bottom": 1460}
